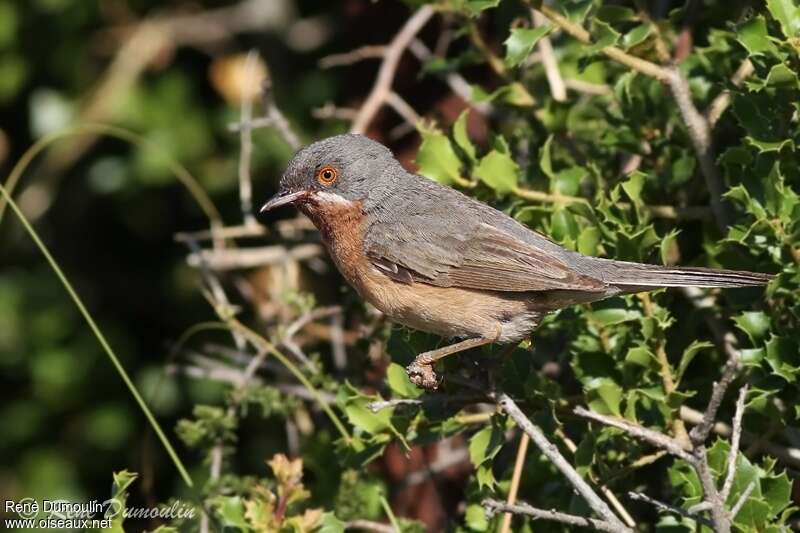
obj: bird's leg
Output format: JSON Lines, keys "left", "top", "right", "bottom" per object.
{"left": 406, "top": 335, "right": 496, "bottom": 390}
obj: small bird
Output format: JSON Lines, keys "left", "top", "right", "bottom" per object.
{"left": 261, "top": 134, "right": 772, "bottom": 389}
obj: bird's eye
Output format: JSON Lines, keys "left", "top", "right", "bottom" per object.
{"left": 317, "top": 166, "right": 338, "bottom": 186}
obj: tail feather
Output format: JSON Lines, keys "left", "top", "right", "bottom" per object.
{"left": 588, "top": 258, "right": 773, "bottom": 289}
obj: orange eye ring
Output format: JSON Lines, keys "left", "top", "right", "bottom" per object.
{"left": 317, "top": 166, "right": 338, "bottom": 186}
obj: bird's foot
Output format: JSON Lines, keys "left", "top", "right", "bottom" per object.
{"left": 406, "top": 361, "right": 440, "bottom": 391}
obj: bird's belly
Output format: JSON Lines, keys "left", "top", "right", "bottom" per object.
{"left": 336, "top": 250, "right": 544, "bottom": 342}
{"left": 315, "top": 206, "right": 544, "bottom": 342}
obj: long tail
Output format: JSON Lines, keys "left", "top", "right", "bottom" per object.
{"left": 587, "top": 258, "right": 773, "bottom": 289}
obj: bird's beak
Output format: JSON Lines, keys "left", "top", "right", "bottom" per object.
{"left": 260, "top": 190, "right": 307, "bottom": 213}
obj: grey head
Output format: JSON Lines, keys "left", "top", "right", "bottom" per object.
{"left": 260, "top": 134, "right": 405, "bottom": 213}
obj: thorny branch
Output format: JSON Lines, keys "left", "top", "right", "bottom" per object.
{"left": 577, "top": 372, "right": 751, "bottom": 532}
{"left": 482, "top": 500, "right": 622, "bottom": 533}
{"left": 350, "top": 5, "right": 435, "bottom": 134}
{"left": 492, "top": 391, "right": 632, "bottom": 532}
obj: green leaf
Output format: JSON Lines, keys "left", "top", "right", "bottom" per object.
{"left": 453, "top": 110, "right": 477, "bottom": 164}
{"left": 761, "top": 471, "right": 793, "bottom": 515}
{"left": 621, "top": 170, "right": 646, "bottom": 206}
{"left": 764, "top": 335, "right": 800, "bottom": 382}
{"left": 659, "top": 229, "right": 680, "bottom": 265}
{"left": 625, "top": 345, "right": 654, "bottom": 368}
{"left": 736, "top": 16, "right": 779, "bottom": 56}
{"left": 767, "top": 0, "right": 800, "bottom": 38}
{"left": 456, "top": 0, "right": 501, "bottom": 17}
{"left": 585, "top": 377, "right": 623, "bottom": 416}
{"left": 551, "top": 167, "right": 586, "bottom": 196}
{"left": 465, "top": 504, "right": 489, "bottom": 531}
{"left": 623, "top": 24, "right": 652, "bottom": 50}
{"left": 765, "top": 63, "right": 800, "bottom": 89}
{"left": 596, "top": 6, "right": 638, "bottom": 23}
{"left": 589, "top": 308, "right": 642, "bottom": 326}
{"left": 319, "top": 513, "right": 347, "bottom": 533}
{"left": 587, "top": 20, "right": 621, "bottom": 53}
{"left": 415, "top": 125, "right": 464, "bottom": 185}
{"left": 504, "top": 25, "right": 552, "bottom": 67}
{"left": 386, "top": 363, "right": 423, "bottom": 399}
{"left": 474, "top": 149, "right": 519, "bottom": 194}
{"left": 212, "top": 496, "right": 249, "bottom": 530}
{"left": 468, "top": 423, "right": 504, "bottom": 467}
{"left": 733, "top": 311, "right": 771, "bottom": 344}
{"left": 472, "top": 82, "right": 536, "bottom": 107}
{"left": 539, "top": 135, "right": 555, "bottom": 179}
{"left": 577, "top": 226, "right": 601, "bottom": 255}
{"left": 676, "top": 341, "right": 713, "bottom": 384}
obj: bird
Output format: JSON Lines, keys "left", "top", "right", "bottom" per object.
{"left": 260, "top": 134, "right": 772, "bottom": 390}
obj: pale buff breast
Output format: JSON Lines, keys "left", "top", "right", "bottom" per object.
{"left": 303, "top": 200, "right": 545, "bottom": 343}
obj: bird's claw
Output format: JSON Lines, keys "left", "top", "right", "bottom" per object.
{"left": 406, "top": 362, "right": 440, "bottom": 391}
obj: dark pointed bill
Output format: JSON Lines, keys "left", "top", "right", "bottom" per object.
{"left": 260, "top": 190, "right": 307, "bottom": 213}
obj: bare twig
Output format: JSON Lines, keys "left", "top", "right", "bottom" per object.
{"left": 408, "top": 39, "right": 493, "bottom": 115}
{"left": 312, "top": 103, "right": 360, "bottom": 121}
{"left": 482, "top": 500, "right": 622, "bottom": 533}
{"left": 688, "top": 353, "right": 741, "bottom": 447}
{"left": 721, "top": 385, "right": 748, "bottom": 503}
{"left": 564, "top": 78, "right": 613, "bottom": 96}
{"left": 319, "top": 45, "right": 387, "bottom": 68}
{"left": 499, "top": 434, "right": 530, "bottom": 533}
{"left": 350, "top": 6, "right": 435, "bottom": 134}
{"left": 186, "top": 243, "right": 323, "bottom": 270}
{"left": 680, "top": 405, "right": 800, "bottom": 469}
{"left": 729, "top": 481, "right": 756, "bottom": 520}
{"left": 574, "top": 407, "right": 693, "bottom": 461}
{"left": 237, "top": 50, "right": 261, "bottom": 227}
{"left": 555, "top": 428, "right": 636, "bottom": 527}
{"left": 261, "top": 78, "right": 302, "bottom": 151}
{"left": 531, "top": 10, "right": 566, "bottom": 102}
{"left": 693, "top": 446, "right": 730, "bottom": 530}
{"left": 534, "top": 5, "right": 670, "bottom": 82}
{"left": 628, "top": 492, "right": 713, "bottom": 527}
{"left": 705, "top": 59, "right": 754, "bottom": 129}
{"left": 366, "top": 394, "right": 488, "bottom": 413}
{"left": 386, "top": 91, "right": 422, "bottom": 128}
{"left": 494, "top": 392, "right": 631, "bottom": 531}
{"left": 345, "top": 519, "right": 396, "bottom": 533}
{"left": 666, "top": 67, "right": 731, "bottom": 231}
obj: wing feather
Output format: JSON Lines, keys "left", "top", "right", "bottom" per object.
{"left": 365, "top": 219, "right": 606, "bottom": 292}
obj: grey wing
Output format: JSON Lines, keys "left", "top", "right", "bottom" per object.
{"left": 363, "top": 212, "right": 608, "bottom": 293}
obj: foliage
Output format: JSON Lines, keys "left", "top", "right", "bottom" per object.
{"left": 1, "top": 0, "right": 799, "bottom": 532}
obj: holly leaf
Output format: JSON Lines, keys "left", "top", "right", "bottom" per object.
{"left": 504, "top": 25, "right": 552, "bottom": 67}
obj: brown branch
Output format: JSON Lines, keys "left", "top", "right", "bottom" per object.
{"left": 345, "top": 519, "right": 396, "bottom": 533}
{"left": 573, "top": 407, "right": 694, "bottom": 461}
{"left": 688, "top": 353, "right": 741, "bottom": 447}
{"left": 530, "top": 10, "right": 566, "bottom": 102}
{"left": 482, "top": 500, "right": 622, "bottom": 533}
{"left": 499, "top": 434, "right": 530, "bottom": 533}
{"left": 705, "top": 59, "right": 754, "bottom": 129}
{"left": 319, "top": 45, "right": 387, "bottom": 68}
{"left": 350, "top": 6, "right": 435, "bottom": 134}
{"left": 729, "top": 481, "right": 756, "bottom": 521}
{"left": 186, "top": 243, "right": 323, "bottom": 270}
{"left": 628, "top": 492, "right": 713, "bottom": 527}
{"left": 534, "top": 5, "right": 670, "bottom": 82}
{"left": 680, "top": 405, "right": 800, "bottom": 470}
{"left": 408, "top": 39, "right": 493, "bottom": 115}
{"left": 666, "top": 67, "right": 732, "bottom": 231}
{"left": 721, "top": 385, "right": 748, "bottom": 503}
{"left": 494, "top": 392, "right": 631, "bottom": 531}
{"left": 237, "top": 50, "right": 261, "bottom": 227}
